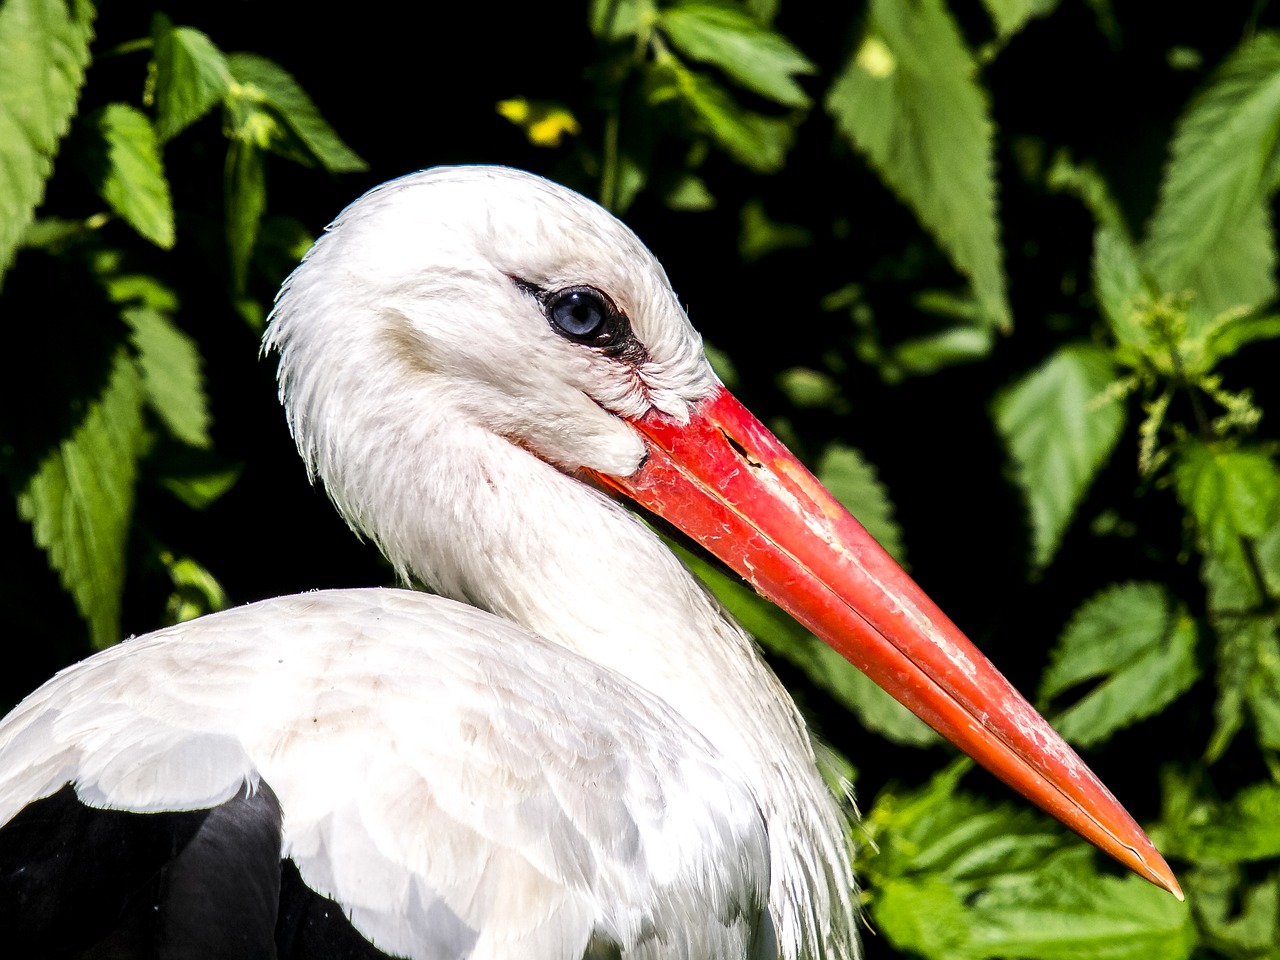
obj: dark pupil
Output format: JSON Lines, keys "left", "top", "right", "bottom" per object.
{"left": 553, "top": 292, "right": 604, "bottom": 337}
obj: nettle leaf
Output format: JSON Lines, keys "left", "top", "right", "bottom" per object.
{"left": 83, "top": 103, "right": 175, "bottom": 249}
{"left": 150, "top": 14, "right": 230, "bottom": 143}
{"left": 162, "top": 553, "right": 229, "bottom": 625}
{"left": 817, "top": 441, "right": 907, "bottom": 565}
{"left": 661, "top": 59, "right": 794, "bottom": 173}
{"left": 659, "top": 3, "right": 814, "bottom": 108}
{"left": 1187, "top": 865, "right": 1280, "bottom": 959}
{"left": 1203, "top": 311, "right": 1280, "bottom": 367}
{"left": 993, "top": 342, "right": 1126, "bottom": 571}
{"left": 122, "top": 306, "right": 211, "bottom": 449}
{"left": 227, "top": 54, "right": 366, "bottom": 174}
{"left": 866, "top": 770, "right": 1194, "bottom": 960}
{"left": 225, "top": 137, "right": 266, "bottom": 299}
{"left": 981, "top": 0, "right": 1059, "bottom": 39}
{"left": 1143, "top": 32, "right": 1280, "bottom": 316}
{"left": 1173, "top": 440, "right": 1280, "bottom": 611}
{"left": 1207, "top": 617, "right": 1280, "bottom": 759}
{"left": 667, "top": 540, "right": 938, "bottom": 747}
{"left": 962, "top": 850, "right": 1194, "bottom": 960}
{"left": 17, "top": 350, "right": 146, "bottom": 649}
{"left": 893, "top": 324, "right": 994, "bottom": 377}
{"left": 827, "top": 0, "right": 1006, "bottom": 328}
{"left": 1092, "top": 227, "right": 1151, "bottom": 352}
{"left": 0, "top": 0, "right": 95, "bottom": 283}
{"left": 1040, "top": 583, "right": 1198, "bottom": 747}
{"left": 1164, "top": 778, "right": 1280, "bottom": 863}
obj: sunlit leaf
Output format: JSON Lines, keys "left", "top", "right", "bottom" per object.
{"left": 659, "top": 3, "right": 814, "bottom": 108}
{"left": 1185, "top": 864, "right": 1280, "bottom": 957}
{"left": 17, "top": 350, "right": 146, "bottom": 649}
{"left": 161, "top": 552, "right": 230, "bottom": 625}
{"left": 589, "top": 0, "right": 652, "bottom": 41}
{"left": 1174, "top": 440, "right": 1280, "bottom": 611}
{"left": 981, "top": 0, "right": 1059, "bottom": 39}
{"left": 866, "top": 770, "right": 1194, "bottom": 960}
{"left": 827, "top": 0, "right": 1007, "bottom": 328}
{"left": 1143, "top": 32, "right": 1280, "bottom": 315}
{"left": 160, "top": 463, "right": 242, "bottom": 511}
{"left": 225, "top": 137, "right": 266, "bottom": 300}
{"left": 662, "top": 171, "right": 716, "bottom": 211}
{"left": 738, "top": 197, "right": 811, "bottom": 260}
{"left": 82, "top": 103, "right": 175, "bottom": 249}
{"left": 1203, "top": 311, "right": 1280, "bottom": 367}
{"left": 0, "top": 0, "right": 95, "bottom": 284}
{"left": 1092, "top": 227, "right": 1151, "bottom": 351}
{"left": 227, "top": 54, "right": 367, "bottom": 174}
{"left": 662, "top": 60, "right": 794, "bottom": 173}
{"left": 122, "top": 306, "right": 210, "bottom": 448}
{"left": 1163, "top": 778, "right": 1280, "bottom": 863}
{"left": 1040, "top": 583, "right": 1199, "bottom": 746}
{"left": 150, "top": 14, "right": 230, "bottom": 143}
{"left": 993, "top": 343, "right": 1126, "bottom": 570}
{"left": 777, "top": 367, "right": 841, "bottom": 410}
{"left": 893, "top": 324, "right": 993, "bottom": 377}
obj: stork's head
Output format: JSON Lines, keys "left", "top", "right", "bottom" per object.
{"left": 266, "top": 165, "right": 1181, "bottom": 900}
{"left": 267, "top": 166, "right": 718, "bottom": 481}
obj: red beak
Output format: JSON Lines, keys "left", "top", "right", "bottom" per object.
{"left": 589, "top": 386, "right": 1181, "bottom": 899}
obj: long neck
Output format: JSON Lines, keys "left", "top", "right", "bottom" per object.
{"left": 359, "top": 422, "right": 858, "bottom": 960}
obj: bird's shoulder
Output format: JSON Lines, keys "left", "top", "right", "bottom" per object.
{"left": 0, "top": 587, "right": 773, "bottom": 960}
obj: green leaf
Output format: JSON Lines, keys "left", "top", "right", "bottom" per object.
{"left": 777, "top": 367, "right": 841, "bottom": 410}
{"left": 160, "top": 463, "right": 242, "bottom": 510}
{"left": 0, "top": 0, "right": 95, "bottom": 283}
{"left": 661, "top": 60, "right": 794, "bottom": 173}
{"left": 590, "top": 0, "right": 653, "bottom": 41}
{"left": 227, "top": 53, "right": 366, "bottom": 173}
{"left": 738, "top": 197, "right": 811, "bottom": 260}
{"left": 817, "top": 441, "right": 907, "bottom": 565}
{"left": 1040, "top": 583, "right": 1199, "bottom": 747}
{"left": 866, "top": 771, "right": 1195, "bottom": 960}
{"left": 993, "top": 343, "right": 1126, "bottom": 570}
{"left": 1207, "top": 618, "right": 1280, "bottom": 759}
{"left": 17, "top": 350, "right": 146, "bottom": 649}
{"left": 122, "top": 306, "right": 211, "bottom": 448}
{"left": 827, "top": 0, "right": 1007, "bottom": 328}
{"left": 667, "top": 539, "right": 938, "bottom": 747}
{"left": 981, "top": 0, "right": 1059, "bottom": 39}
{"left": 1164, "top": 778, "right": 1280, "bottom": 863}
{"left": 1203, "top": 311, "right": 1280, "bottom": 367}
{"left": 82, "top": 103, "right": 175, "bottom": 249}
{"left": 161, "top": 552, "right": 229, "bottom": 625}
{"left": 1173, "top": 441, "right": 1280, "bottom": 611}
{"left": 1143, "top": 32, "right": 1280, "bottom": 314}
{"left": 150, "top": 14, "right": 230, "bottom": 143}
{"left": 1092, "top": 227, "right": 1151, "bottom": 351}
{"left": 892, "top": 324, "right": 994, "bottom": 377}
{"left": 1186, "top": 865, "right": 1280, "bottom": 957}
{"left": 225, "top": 137, "right": 266, "bottom": 299}
{"left": 659, "top": 3, "right": 814, "bottom": 108}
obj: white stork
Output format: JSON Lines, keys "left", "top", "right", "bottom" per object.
{"left": 0, "top": 166, "right": 1178, "bottom": 960}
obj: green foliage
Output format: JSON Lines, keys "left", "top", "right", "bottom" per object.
{"left": 827, "top": 0, "right": 1006, "bottom": 328}
{"left": 862, "top": 765, "right": 1196, "bottom": 960}
{"left": 10, "top": 4, "right": 1280, "bottom": 959}
{"left": 0, "top": 0, "right": 95, "bottom": 280}
{"left": 993, "top": 342, "right": 1126, "bottom": 570}
{"left": 17, "top": 350, "right": 145, "bottom": 649}
{"left": 1040, "top": 583, "right": 1198, "bottom": 747}
{"left": 1, "top": 7, "right": 357, "bottom": 656}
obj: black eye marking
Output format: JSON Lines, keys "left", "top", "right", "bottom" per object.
{"left": 508, "top": 276, "right": 648, "bottom": 363}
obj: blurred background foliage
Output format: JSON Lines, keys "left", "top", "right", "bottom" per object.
{"left": 3, "top": 0, "right": 1280, "bottom": 957}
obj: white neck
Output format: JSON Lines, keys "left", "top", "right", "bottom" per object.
{"left": 348, "top": 417, "right": 857, "bottom": 960}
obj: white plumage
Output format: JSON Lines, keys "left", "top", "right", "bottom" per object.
{"left": 0, "top": 165, "right": 1178, "bottom": 960}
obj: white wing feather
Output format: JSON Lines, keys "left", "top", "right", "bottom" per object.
{"left": 0, "top": 588, "right": 772, "bottom": 960}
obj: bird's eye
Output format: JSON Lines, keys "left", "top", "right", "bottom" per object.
{"left": 546, "top": 287, "right": 616, "bottom": 345}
